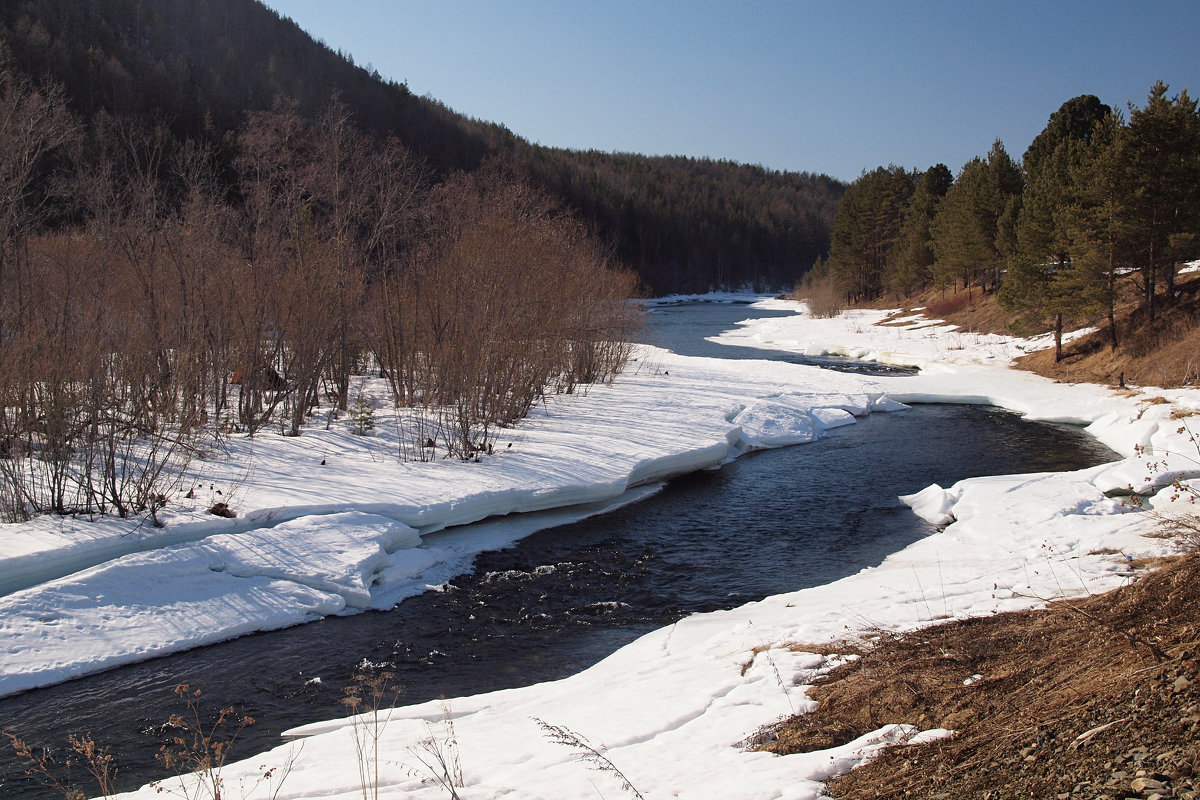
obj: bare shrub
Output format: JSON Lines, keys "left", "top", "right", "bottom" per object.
{"left": 393, "top": 406, "right": 440, "bottom": 463}
{"left": 1, "top": 65, "right": 641, "bottom": 517}
{"left": 407, "top": 703, "right": 464, "bottom": 800}
{"left": 5, "top": 685, "right": 293, "bottom": 800}
{"left": 368, "top": 164, "right": 642, "bottom": 461}
{"left": 926, "top": 290, "right": 972, "bottom": 318}
{"left": 794, "top": 271, "right": 845, "bottom": 318}
{"left": 4, "top": 730, "right": 117, "bottom": 800}
{"left": 341, "top": 669, "right": 401, "bottom": 800}
{"left": 535, "top": 718, "right": 645, "bottom": 800}
{"left": 152, "top": 684, "right": 255, "bottom": 800}
{"left": 0, "top": 231, "right": 194, "bottom": 521}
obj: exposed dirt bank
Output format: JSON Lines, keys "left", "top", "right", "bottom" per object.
{"left": 757, "top": 550, "right": 1200, "bottom": 799}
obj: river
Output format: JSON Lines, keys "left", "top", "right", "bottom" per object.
{"left": 0, "top": 300, "right": 1118, "bottom": 798}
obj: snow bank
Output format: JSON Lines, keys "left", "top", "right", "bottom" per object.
{"left": 0, "top": 348, "right": 909, "bottom": 697}
{"left": 731, "top": 391, "right": 896, "bottom": 450}
{"left": 711, "top": 298, "right": 1093, "bottom": 371}
{"left": 0, "top": 512, "right": 418, "bottom": 696}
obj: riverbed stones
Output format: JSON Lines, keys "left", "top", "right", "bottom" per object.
{"left": 1132, "top": 777, "right": 1167, "bottom": 793}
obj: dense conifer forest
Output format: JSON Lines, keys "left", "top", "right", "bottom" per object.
{"left": 809, "top": 85, "right": 1200, "bottom": 364}
{"left": 0, "top": 0, "right": 842, "bottom": 294}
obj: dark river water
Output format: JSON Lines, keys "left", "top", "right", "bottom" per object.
{"left": 0, "top": 301, "right": 1118, "bottom": 798}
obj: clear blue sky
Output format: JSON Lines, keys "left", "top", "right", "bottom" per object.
{"left": 262, "top": 1, "right": 1200, "bottom": 183}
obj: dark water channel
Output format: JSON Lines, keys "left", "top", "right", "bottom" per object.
{"left": 0, "top": 302, "right": 1117, "bottom": 798}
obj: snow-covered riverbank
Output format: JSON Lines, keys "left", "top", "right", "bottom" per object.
{"left": 4, "top": 297, "right": 1198, "bottom": 799}
{"left": 1, "top": 339, "right": 907, "bottom": 699}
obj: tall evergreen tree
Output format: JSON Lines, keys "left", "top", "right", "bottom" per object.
{"left": 826, "top": 165, "right": 915, "bottom": 302}
{"left": 890, "top": 163, "right": 952, "bottom": 296}
{"left": 1060, "top": 112, "right": 1135, "bottom": 350}
{"left": 1022, "top": 94, "right": 1110, "bottom": 178}
{"left": 930, "top": 141, "right": 1022, "bottom": 297}
{"left": 1000, "top": 96, "right": 1110, "bottom": 360}
{"left": 1123, "top": 81, "right": 1200, "bottom": 318}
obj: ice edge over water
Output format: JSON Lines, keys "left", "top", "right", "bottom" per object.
{"left": 1, "top": 372, "right": 902, "bottom": 698}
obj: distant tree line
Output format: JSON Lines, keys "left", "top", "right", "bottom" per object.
{"left": 812, "top": 82, "right": 1200, "bottom": 360}
{"left": 521, "top": 149, "right": 842, "bottom": 294}
{"left": 0, "top": 0, "right": 844, "bottom": 294}
{"left": 0, "top": 59, "right": 640, "bottom": 522}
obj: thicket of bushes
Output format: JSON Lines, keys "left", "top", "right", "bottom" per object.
{"left": 0, "top": 61, "right": 641, "bottom": 522}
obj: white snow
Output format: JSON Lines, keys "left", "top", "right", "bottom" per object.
{"left": 711, "top": 298, "right": 1095, "bottom": 371}
{"left": 0, "top": 294, "right": 1196, "bottom": 799}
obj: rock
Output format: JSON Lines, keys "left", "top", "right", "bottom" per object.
{"left": 208, "top": 501, "right": 236, "bottom": 518}
{"left": 1131, "top": 776, "right": 1167, "bottom": 793}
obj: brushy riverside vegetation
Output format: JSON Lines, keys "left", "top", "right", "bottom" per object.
{"left": 799, "top": 84, "right": 1200, "bottom": 374}
{"left": 0, "top": 57, "right": 642, "bottom": 523}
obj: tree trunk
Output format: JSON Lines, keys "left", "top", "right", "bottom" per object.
{"left": 1143, "top": 264, "right": 1156, "bottom": 322}
{"left": 1054, "top": 313, "right": 1064, "bottom": 363}
{"left": 1107, "top": 248, "right": 1119, "bottom": 351}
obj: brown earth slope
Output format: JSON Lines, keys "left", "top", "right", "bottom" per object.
{"left": 768, "top": 274, "right": 1200, "bottom": 797}
{"left": 1015, "top": 273, "right": 1200, "bottom": 390}
{"left": 756, "top": 552, "right": 1200, "bottom": 800}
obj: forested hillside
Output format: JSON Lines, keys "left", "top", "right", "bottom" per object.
{"left": 523, "top": 149, "right": 842, "bottom": 292}
{"left": 810, "top": 83, "right": 1200, "bottom": 372}
{"left": 0, "top": 0, "right": 841, "bottom": 293}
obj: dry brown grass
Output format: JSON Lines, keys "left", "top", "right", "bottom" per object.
{"left": 755, "top": 552, "right": 1200, "bottom": 799}
{"left": 925, "top": 291, "right": 972, "bottom": 318}
{"left": 854, "top": 286, "right": 1015, "bottom": 337}
{"left": 1014, "top": 272, "right": 1200, "bottom": 389}
{"left": 937, "top": 291, "right": 1016, "bottom": 337}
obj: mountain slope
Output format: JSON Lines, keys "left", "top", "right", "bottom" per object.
{"left": 1, "top": 0, "right": 842, "bottom": 293}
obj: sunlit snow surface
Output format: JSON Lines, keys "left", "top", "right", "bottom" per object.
{"left": 1, "top": 296, "right": 1197, "bottom": 799}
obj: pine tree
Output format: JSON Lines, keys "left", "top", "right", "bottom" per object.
{"left": 890, "top": 163, "right": 953, "bottom": 296}
{"left": 1123, "top": 81, "right": 1200, "bottom": 319}
{"left": 930, "top": 142, "right": 1022, "bottom": 298}
{"left": 826, "top": 166, "right": 915, "bottom": 302}
{"left": 1060, "top": 112, "right": 1135, "bottom": 351}
{"left": 1022, "top": 95, "right": 1110, "bottom": 178}
{"left": 999, "top": 97, "right": 1110, "bottom": 360}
